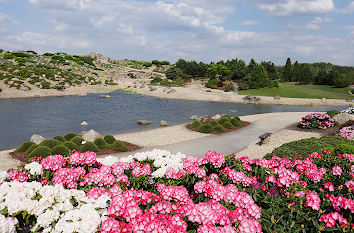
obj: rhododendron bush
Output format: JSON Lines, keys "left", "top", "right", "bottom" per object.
{"left": 298, "top": 113, "right": 334, "bottom": 129}
{"left": 337, "top": 126, "right": 354, "bottom": 141}
{"left": 0, "top": 149, "right": 353, "bottom": 232}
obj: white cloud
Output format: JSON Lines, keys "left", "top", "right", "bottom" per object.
{"left": 338, "top": 1, "right": 354, "bottom": 14}
{"left": 250, "top": 0, "right": 335, "bottom": 16}
{"left": 0, "top": 12, "right": 17, "bottom": 24}
{"left": 241, "top": 20, "right": 261, "bottom": 26}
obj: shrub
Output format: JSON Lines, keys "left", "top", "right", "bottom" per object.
{"left": 298, "top": 113, "right": 334, "bottom": 129}
{"left": 64, "top": 132, "right": 77, "bottom": 141}
{"left": 0, "top": 49, "right": 3, "bottom": 53}
{"left": 110, "top": 141, "right": 128, "bottom": 152}
{"left": 25, "top": 144, "right": 38, "bottom": 154}
{"left": 205, "top": 79, "right": 218, "bottom": 88}
{"left": 209, "top": 120, "right": 218, "bottom": 127}
{"left": 93, "top": 138, "right": 109, "bottom": 149}
{"left": 39, "top": 139, "right": 62, "bottom": 149}
{"left": 214, "top": 125, "right": 225, "bottom": 132}
{"left": 71, "top": 136, "right": 85, "bottom": 146}
{"left": 29, "top": 146, "right": 51, "bottom": 160}
{"left": 190, "top": 120, "right": 201, "bottom": 129}
{"left": 268, "top": 80, "right": 279, "bottom": 88}
{"left": 104, "top": 135, "right": 116, "bottom": 144}
{"left": 11, "top": 52, "right": 30, "bottom": 58}
{"left": 197, "top": 124, "right": 214, "bottom": 133}
{"left": 51, "top": 145, "right": 70, "bottom": 156}
{"left": 53, "top": 136, "right": 65, "bottom": 142}
{"left": 326, "top": 110, "right": 340, "bottom": 117}
{"left": 265, "top": 136, "right": 354, "bottom": 159}
{"left": 222, "top": 120, "right": 234, "bottom": 129}
{"left": 218, "top": 115, "right": 232, "bottom": 124}
{"left": 143, "top": 62, "right": 152, "bottom": 67}
{"left": 80, "top": 142, "right": 99, "bottom": 152}
{"left": 41, "top": 82, "right": 51, "bottom": 89}
{"left": 231, "top": 117, "right": 242, "bottom": 127}
{"left": 15, "top": 141, "right": 35, "bottom": 153}
{"left": 3, "top": 53, "right": 14, "bottom": 59}
{"left": 150, "top": 77, "right": 163, "bottom": 84}
{"left": 151, "top": 60, "right": 160, "bottom": 65}
{"left": 224, "top": 84, "right": 234, "bottom": 92}
{"left": 161, "top": 61, "right": 170, "bottom": 65}
{"left": 63, "top": 141, "right": 79, "bottom": 151}
{"left": 337, "top": 126, "right": 354, "bottom": 140}
{"left": 334, "top": 144, "right": 354, "bottom": 155}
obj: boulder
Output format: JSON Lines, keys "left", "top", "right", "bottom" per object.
{"left": 190, "top": 115, "right": 199, "bottom": 120}
{"left": 80, "top": 121, "right": 88, "bottom": 126}
{"left": 274, "top": 96, "right": 281, "bottom": 100}
{"left": 137, "top": 120, "right": 151, "bottom": 125}
{"left": 321, "top": 97, "right": 326, "bottom": 103}
{"left": 8, "top": 81, "right": 14, "bottom": 85}
{"left": 20, "top": 87, "right": 29, "bottom": 91}
{"left": 12, "top": 78, "right": 20, "bottom": 81}
{"left": 167, "top": 89, "right": 176, "bottom": 94}
{"left": 30, "top": 134, "right": 45, "bottom": 144}
{"left": 333, "top": 112, "right": 354, "bottom": 125}
{"left": 200, "top": 116, "right": 212, "bottom": 124}
{"left": 140, "top": 84, "right": 145, "bottom": 88}
{"left": 229, "top": 110, "right": 237, "bottom": 113}
{"left": 78, "top": 131, "right": 87, "bottom": 137}
{"left": 150, "top": 87, "right": 157, "bottom": 91}
{"left": 82, "top": 129, "right": 103, "bottom": 142}
{"left": 160, "top": 120, "right": 168, "bottom": 127}
{"left": 212, "top": 114, "right": 222, "bottom": 121}
{"left": 99, "top": 95, "right": 111, "bottom": 98}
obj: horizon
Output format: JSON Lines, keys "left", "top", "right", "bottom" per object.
{"left": 0, "top": 0, "right": 353, "bottom": 66}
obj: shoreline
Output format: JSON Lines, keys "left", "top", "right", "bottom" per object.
{"left": 1, "top": 79, "right": 352, "bottom": 106}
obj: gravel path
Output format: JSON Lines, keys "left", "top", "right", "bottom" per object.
{"left": 0, "top": 150, "right": 21, "bottom": 171}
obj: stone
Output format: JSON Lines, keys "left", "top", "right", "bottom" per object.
{"left": 82, "top": 129, "right": 103, "bottom": 142}
{"left": 332, "top": 112, "right": 354, "bottom": 125}
{"left": 206, "top": 90, "right": 211, "bottom": 92}
{"left": 99, "top": 95, "right": 111, "bottom": 98}
{"left": 137, "top": 120, "right": 151, "bottom": 125}
{"left": 80, "top": 121, "right": 88, "bottom": 126}
{"left": 20, "top": 87, "right": 29, "bottom": 91}
{"left": 12, "top": 78, "right": 19, "bottom": 81}
{"left": 150, "top": 87, "right": 157, "bottom": 91}
{"left": 190, "top": 115, "right": 199, "bottom": 120}
{"left": 212, "top": 114, "right": 221, "bottom": 121}
{"left": 140, "top": 84, "right": 145, "bottom": 88}
{"left": 167, "top": 89, "right": 176, "bottom": 94}
{"left": 229, "top": 110, "right": 237, "bottom": 113}
{"left": 30, "top": 134, "right": 45, "bottom": 144}
{"left": 160, "top": 120, "right": 168, "bottom": 127}
{"left": 274, "top": 95, "right": 281, "bottom": 100}
{"left": 8, "top": 81, "right": 14, "bottom": 85}
{"left": 78, "top": 131, "right": 87, "bottom": 137}
{"left": 34, "top": 82, "right": 42, "bottom": 86}
{"left": 321, "top": 97, "right": 326, "bottom": 103}
{"left": 200, "top": 116, "right": 212, "bottom": 124}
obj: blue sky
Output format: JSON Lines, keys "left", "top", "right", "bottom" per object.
{"left": 0, "top": 0, "right": 353, "bottom": 65}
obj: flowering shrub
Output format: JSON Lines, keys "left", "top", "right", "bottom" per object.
{"left": 341, "top": 107, "right": 354, "bottom": 115}
{"left": 0, "top": 149, "right": 353, "bottom": 232}
{"left": 298, "top": 113, "right": 334, "bottom": 129}
{"left": 337, "top": 126, "right": 354, "bottom": 140}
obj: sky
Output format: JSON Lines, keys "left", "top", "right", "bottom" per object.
{"left": 0, "top": 0, "right": 353, "bottom": 66}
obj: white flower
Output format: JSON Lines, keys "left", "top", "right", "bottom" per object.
{"left": 81, "top": 141, "right": 87, "bottom": 145}
{"left": 0, "top": 171, "right": 8, "bottom": 183}
{"left": 0, "top": 214, "right": 17, "bottom": 233}
{"left": 25, "top": 162, "right": 42, "bottom": 175}
{"left": 97, "top": 156, "right": 119, "bottom": 166}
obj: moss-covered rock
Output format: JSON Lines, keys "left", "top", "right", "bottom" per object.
{"left": 222, "top": 120, "right": 234, "bottom": 129}
{"left": 110, "top": 141, "right": 128, "bottom": 152}
{"left": 197, "top": 123, "right": 214, "bottom": 133}
{"left": 39, "top": 139, "right": 62, "bottom": 149}
{"left": 15, "top": 141, "right": 35, "bottom": 152}
{"left": 94, "top": 138, "right": 109, "bottom": 149}
{"left": 64, "top": 132, "right": 77, "bottom": 141}
{"left": 104, "top": 135, "right": 116, "bottom": 144}
{"left": 214, "top": 125, "right": 225, "bottom": 132}
{"left": 51, "top": 145, "right": 70, "bottom": 156}
{"left": 29, "top": 146, "right": 51, "bottom": 160}
{"left": 190, "top": 120, "right": 201, "bottom": 129}
{"left": 63, "top": 141, "right": 79, "bottom": 151}
{"left": 80, "top": 142, "right": 99, "bottom": 152}
{"left": 71, "top": 136, "right": 85, "bottom": 146}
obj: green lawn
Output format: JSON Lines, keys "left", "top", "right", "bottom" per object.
{"left": 238, "top": 82, "right": 351, "bottom": 99}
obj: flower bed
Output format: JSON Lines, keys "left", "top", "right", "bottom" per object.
{"left": 298, "top": 113, "right": 334, "bottom": 129}
{"left": 0, "top": 149, "right": 353, "bottom": 232}
{"left": 337, "top": 126, "right": 354, "bottom": 141}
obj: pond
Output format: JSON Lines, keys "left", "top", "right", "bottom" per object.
{"left": 0, "top": 92, "right": 346, "bottom": 150}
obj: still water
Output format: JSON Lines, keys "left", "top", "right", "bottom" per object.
{"left": 0, "top": 92, "right": 346, "bottom": 150}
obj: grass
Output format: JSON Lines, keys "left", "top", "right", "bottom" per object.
{"left": 239, "top": 82, "right": 351, "bottom": 99}
{"left": 115, "top": 89, "right": 141, "bottom": 95}
{"left": 295, "top": 84, "right": 352, "bottom": 95}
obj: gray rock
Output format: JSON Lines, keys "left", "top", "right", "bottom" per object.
{"left": 78, "top": 131, "right": 87, "bottom": 137}
{"left": 30, "top": 134, "right": 45, "bottom": 144}
{"left": 82, "top": 129, "right": 103, "bottom": 142}
{"left": 200, "top": 116, "right": 212, "bottom": 124}
{"left": 206, "top": 90, "right": 211, "bottom": 92}
{"left": 34, "top": 82, "right": 42, "bottom": 86}
{"left": 12, "top": 78, "right": 20, "bottom": 81}
{"left": 80, "top": 121, "right": 89, "bottom": 126}
{"left": 333, "top": 112, "right": 354, "bottom": 125}
{"left": 321, "top": 97, "right": 326, "bottom": 103}
{"left": 212, "top": 114, "right": 221, "bottom": 121}
{"left": 140, "top": 84, "right": 145, "bottom": 88}
{"left": 150, "top": 87, "right": 157, "bottom": 91}
{"left": 160, "top": 120, "right": 168, "bottom": 127}
{"left": 190, "top": 115, "right": 199, "bottom": 120}
{"left": 20, "top": 86, "right": 29, "bottom": 91}
{"left": 8, "top": 81, "right": 14, "bottom": 85}
{"left": 167, "top": 89, "right": 176, "bottom": 94}
{"left": 274, "top": 95, "right": 281, "bottom": 100}
{"left": 137, "top": 120, "right": 151, "bottom": 125}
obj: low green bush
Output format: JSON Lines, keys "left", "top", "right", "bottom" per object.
{"left": 71, "top": 136, "right": 84, "bottom": 146}
{"left": 53, "top": 136, "right": 65, "bottom": 142}
{"left": 110, "top": 141, "right": 128, "bottom": 152}
{"left": 80, "top": 142, "right": 99, "bottom": 152}
{"left": 94, "top": 138, "right": 109, "bottom": 149}
{"left": 218, "top": 115, "right": 232, "bottom": 124}
{"left": 197, "top": 124, "right": 214, "bottom": 133}
{"left": 12, "top": 52, "right": 30, "bottom": 58}
{"left": 15, "top": 141, "right": 35, "bottom": 153}
{"left": 205, "top": 79, "right": 218, "bottom": 88}
{"left": 326, "top": 110, "right": 340, "bottom": 117}
{"left": 64, "top": 132, "right": 77, "bottom": 141}
{"left": 3, "top": 54, "right": 14, "bottom": 59}
{"left": 63, "top": 141, "right": 79, "bottom": 151}
{"left": 224, "top": 84, "right": 234, "bottom": 92}
{"left": 0, "top": 49, "right": 3, "bottom": 53}
{"left": 104, "top": 135, "right": 116, "bottom": 144}
{"left": 231, "top": 117, "right": 242, "bottom": 127}
{"left": 150, "top": 77, "right": 163, "bottom": 84}
{"left": 214, "top": 125, "right": 225, "bottom": 132}
{"left": 265, "top": 136, "right": 354, "bottom": 159}
{"left": 25, "top": 144, "right": 39, "bottom": 154}
{"left": 222, "top": 120, "right": 234, "bottom": 129}
{"left": 41, "top": 82, "right": 51, "bottom": 89}
{"left": 29, "top": 146, "right": 51, "bottom": 160}
{"left": 210, "top": 120, "right": 218, "bottom": 127}
{"left": 268, "top": 80, "right": 279, "bottom": 88}
{"left": 334, "top": 144, "right": 354, "bottom": 155}
{"left": 39, "top": 139, "right": 62, "bottom": 149}
{"left": 190, "top": 120, "right": 201, "bottom": 129}
{"left": 51, "top": 145, "right": 70, "bottom": 156}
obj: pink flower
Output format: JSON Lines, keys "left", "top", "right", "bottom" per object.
{"left": 305, "top": 191, "right": 321, "bottom": 210}
{"left": 319, "top": 212, "right": 348, "bottom": 228}
{"left": 324, "top": 182, "right": 335, "bottom": 192}
{"left": 331, "top": 166, "right": 342, "bottom": 176}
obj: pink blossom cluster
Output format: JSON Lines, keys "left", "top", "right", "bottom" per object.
{"left": 52, "top": 167, "right": 86, "bottom": 189}
{"left": 69, "top": 150, "right": 97, "bottom": 166}
{"left": 165, "top": 167, "right": 187, "bottom": 179}
{"left": 325, "top": 194, "right": 354, "bottom": 213}
{"left": 331, "top": 165, "right": 342, "bottom": 175}
{"left": 205, "top": 151, "right": 225, "bottom": 168}
{"left": 298, "top": 113, "right": 334, "bottom": 129}
{"left": 319, "top": 212, "right": 348, "bottom": 228}
{"left": 8, "top": 170, "right": 29, "bottom": 182}
{"left": 41, "top": 154, "right": 66, "bottom": 171}
{"left": 220, "top": 167, "right": 257, "bottom": 187}
{"left": 304, "top": 191, "right": 321, "bottom": 210}
{"left": 132, "top": 163, "right": 151, "bottom": 176}
{"left": 81, "top": 166, "right": 116, "bottom": 187}
{"left": 295, "top": 158, "right": 326, "bottom": 183}
{"left": 272, "top": 166, "right": 300, "bottom": 187}
{"left": 337, "top": 126, "right": 354, "bottom": 140}
{"left": 183, "top": 157, "right": 208, "bottom": 178}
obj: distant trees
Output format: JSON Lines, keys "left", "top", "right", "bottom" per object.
{"left": 206, "top": 64, "right": 231, "bottom": 80}
{"left": 165, "top": 67, "right": 186, "bottom": 80}
{"left": 246, "top": 64, "right": 269, "bottom": 89}
{"left": 225, "top": 59, "right": 247, "bottom": 80}
{"left": 283, "top": 58, "right": 292, "bottom": 82}
{"left": 175, "top": 59, "right": 208, "bottom": 77}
